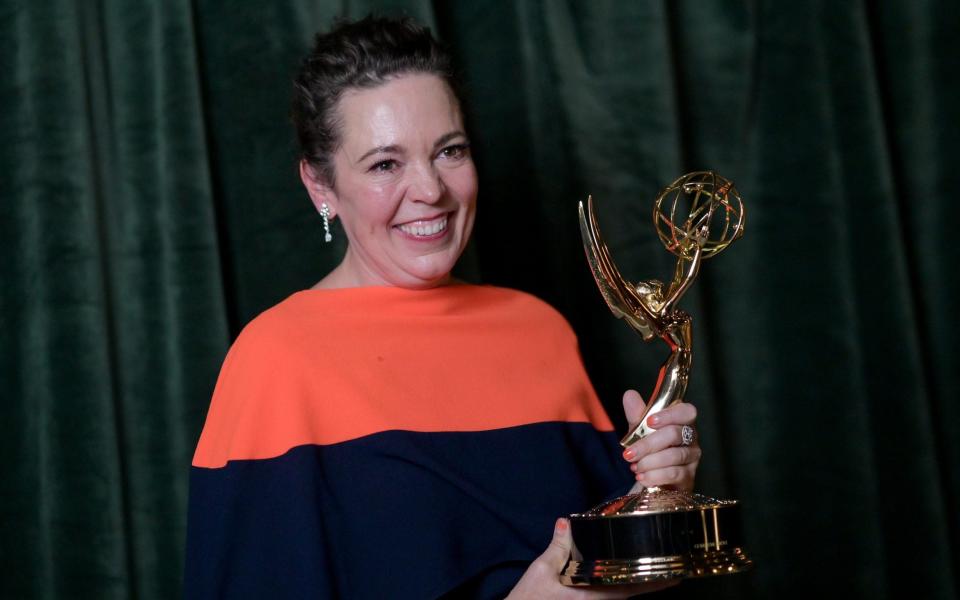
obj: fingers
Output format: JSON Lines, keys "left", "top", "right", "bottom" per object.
{"left": 621, "top": 390, "right": 646, "bottom": 429}
{"left": 635, "top": 464, "right": 696, "bottom": 490}
{"left": 619, "top": 397, "right": 701, "bottom": 493}
{"left": 622, "top": 424, "right": 695, "bottom": 463}
{"left": 644, "top": 402, "right": 697, "bottom": 429}
{"left": 630, "top": 445, "right": 702, "bottom": 473}
{"left": 625, "top": 430, "right": 699, "bottom": 491}
{"left": 621, "top": 402, "right": 697, "bottom": 461}
{"left": 518, "top": 518, "right": 679, "bottom": 599}
{"left": 508, "top": 520, "right": 578, "bottom": 599}
{"left": 629, "top": 445, "right": 701, "bottom": 474}
{"left": 536, "top": 518, "right": 573, "bottom": 573}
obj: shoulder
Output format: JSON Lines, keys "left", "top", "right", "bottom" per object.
{"left": 226, "top": 291, "right": 330, "bottom": 360}
{"left": 193, "top": 294, "right": 325, "bottom": 468}
{"left": 231, "top": 296, "right": 298, "bottom": 348}
{"left": 480, "top": 285, "right": 566, "bottom": 315}
{"left": 467, "top": 285, "right": 579, "bottom": 341}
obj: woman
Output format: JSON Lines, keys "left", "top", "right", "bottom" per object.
{"left": 184, "top": 16, "right": 700, "bottom": 599}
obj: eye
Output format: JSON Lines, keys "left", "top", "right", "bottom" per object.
{"left": 438, "top": 143, "right": 470, "bottom": 160}
{"left": 369, "top": 159, "right": 399, "bottom": 173}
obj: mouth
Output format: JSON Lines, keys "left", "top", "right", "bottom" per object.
{"left": 394, "top": 213, "right": 450, "bottom": 240}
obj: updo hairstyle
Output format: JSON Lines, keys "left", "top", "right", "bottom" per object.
{"left": 292, "top": 15, "right": 460, "bottom": 186}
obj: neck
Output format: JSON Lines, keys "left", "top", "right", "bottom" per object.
{"left": 312, "top": 248, "right": 451, "bottom": 290}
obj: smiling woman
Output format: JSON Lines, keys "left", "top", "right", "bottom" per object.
{"left": 183, "top": 15, "right": 699, "bottom": 599}
{"left": 300, "top": 74, "right": 478, "bottom": 289}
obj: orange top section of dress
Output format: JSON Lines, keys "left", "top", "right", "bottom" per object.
{"left": 192, "top": 284, "right": 613, "bottom": 468}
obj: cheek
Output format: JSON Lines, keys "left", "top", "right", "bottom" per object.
{"left": 449, "top": 166, "right": 479, "bottom": 208}
{"left": 342, "top": 185, "right": 401, "bottom": 236}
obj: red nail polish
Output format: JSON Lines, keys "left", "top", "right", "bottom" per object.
{"left": 648, "top": 415, "right": 660, "bottom": 426}
{"left": 636, "top": 472, "right": 645, "bottom": 481}
{"left": 555, "top": 518, "right": 568, "bottom": 531}
{"left": 623, "top": 448, "right": 636, "bottom": 460}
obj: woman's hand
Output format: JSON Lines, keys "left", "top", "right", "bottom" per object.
{"left": 621, "top": 390, "right": 700, "bottom": 492}
{"left": 506, "top": 519, "right": 678, "bottom": 599}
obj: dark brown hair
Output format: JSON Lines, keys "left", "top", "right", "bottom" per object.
{"left": 291, "top": 16, "right": 460, "bottom": 185}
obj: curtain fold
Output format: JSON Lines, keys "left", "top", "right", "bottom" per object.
{"left": 869, "top": 1, "right": 960, "bottom": 579}
{"left": 1, "top": 1, "right": 957, "bottom": 598}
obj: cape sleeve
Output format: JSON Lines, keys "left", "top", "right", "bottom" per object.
{"left": 183, "top": 316, "right": 341, "bottom": 599}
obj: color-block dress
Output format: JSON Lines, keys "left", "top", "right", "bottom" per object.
{"left": 184, "top": 284, "right": 631, "bottom": 598}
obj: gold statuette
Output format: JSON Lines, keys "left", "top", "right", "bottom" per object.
{"left": 561, "top": 171, "right": 752, "bottom": 586}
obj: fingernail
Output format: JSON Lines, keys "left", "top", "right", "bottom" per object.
{"left": 555, "top": 518, "right": 568, "bottom": 532}
{"left": 648, "top": 415, "right": 660, "bottom": 426}
{"left": 630, "top": 463, "right": 638, "bottom": 472}
{"left": 623, "top": 448, "right": 636, "bottom": 460}
{"left": 636, "top": 472, "right": 646, "bottom": 481}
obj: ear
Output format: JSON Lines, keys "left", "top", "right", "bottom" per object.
{"left": 299, "top": 160, "right": 338, "bottom": 218}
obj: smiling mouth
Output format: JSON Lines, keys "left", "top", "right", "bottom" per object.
{"left": 396, "top": 214, "right": 449, "bottom": 238}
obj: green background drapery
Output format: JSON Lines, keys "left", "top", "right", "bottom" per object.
{"left": 1, "top": 0, "right": 957, "bottom": 597}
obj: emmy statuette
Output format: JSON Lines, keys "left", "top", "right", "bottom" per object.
{"left": 560, "top": 172, "right": 753, "bottom": 586}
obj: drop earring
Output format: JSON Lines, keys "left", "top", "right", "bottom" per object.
{"left": 320, "top": 202, "right": 332, "bottom": 243}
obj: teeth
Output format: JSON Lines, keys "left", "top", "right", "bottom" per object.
{"left": 399, "top": 216, "right": 447, "bottom": 237}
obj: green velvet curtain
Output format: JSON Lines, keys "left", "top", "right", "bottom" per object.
{"left": 2, "top": 1, "right": 957, "bottom": 598}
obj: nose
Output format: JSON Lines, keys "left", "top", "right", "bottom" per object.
{"left": 408, "top": 162, "right": 444, "bottom": 204}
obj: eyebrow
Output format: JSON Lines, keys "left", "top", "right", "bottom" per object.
{"left": 357, "top": 144, "right": 401, "bottom": 163}
{"left": 355, "top": 130, "right": 468, "bottom": 164}
{"left": 433, "top": 130, "right": 468, "bottom": 150}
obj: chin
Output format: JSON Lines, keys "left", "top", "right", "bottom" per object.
{"left": 397, "top": 258, "right": 458, "bottom": 288}
{"left": 403, "top": 268, "right": 454, "bottom": 288}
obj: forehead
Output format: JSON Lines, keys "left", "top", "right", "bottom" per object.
{"left": 335, "top": 74, "right": 463, "bottom": 152}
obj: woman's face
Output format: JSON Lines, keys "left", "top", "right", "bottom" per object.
{"left": 305, "top": 73, "right": 477, "bottom": 289}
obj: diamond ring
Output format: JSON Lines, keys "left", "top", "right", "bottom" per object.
{"left": 680, "top": 424, "right": 696, "bottom": 447}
